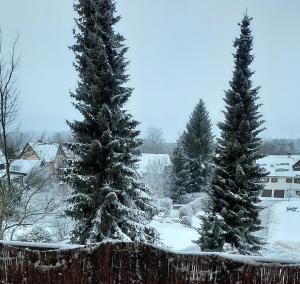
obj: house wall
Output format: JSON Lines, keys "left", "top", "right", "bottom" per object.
{"left": 21, "top": 145, "right": 39, "bottom": 160}
{"left": 53, "top": 144, "right": 66, "bottom": 170}
{"left": 263, "top": 176, "right": 300, "bottom": 198}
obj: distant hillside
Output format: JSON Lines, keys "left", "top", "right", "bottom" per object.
{"left": 260, "top": 138, "right": 300, "bottom": 155}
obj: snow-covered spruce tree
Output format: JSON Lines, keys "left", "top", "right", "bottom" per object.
{"left": 182, "top": 99, "right": 213, "bottom": 161}
{"left": 65, "top": 0, "right": 158, "bottom": 244}
{"left": 169, "top": 99, "right": 213, "bottom": 203}
{"left": 197, "top": 14, "right": 266, "bottom": 255}
{"left": 169, "top": 141, "right": 193, "bottom": 203}
{"left": 181, "top": 99, "right": 213, "bottom": 194}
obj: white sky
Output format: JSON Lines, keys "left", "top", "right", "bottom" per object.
{"left": 0, "top": 0, "right": 300, "bottom": 141}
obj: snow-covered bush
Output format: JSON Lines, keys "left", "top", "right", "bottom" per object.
{"left": 178, "top": 206, "right": 193, "bottom": 227}
{"left": 178, "top": 205, "right": 193, "bottom": 220}
{"left": 157, "top": 198, "right": 173, "bottom": 217}
{"left": 181, "top": 215, "right": 192, "bottom": 227}
{"left": 16, "top": 226, "right": 53, "bottom": 243}
{"left": 178, "top": 193, "right": 209, "bottom": 227}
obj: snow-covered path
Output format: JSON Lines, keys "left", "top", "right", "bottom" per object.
{"left": 261, "top": 199, "right": 300, "bottom": 260}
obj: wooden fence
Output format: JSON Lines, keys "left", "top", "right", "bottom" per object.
{"left": 0, "top": 241, "right": 299, "bottom": 283}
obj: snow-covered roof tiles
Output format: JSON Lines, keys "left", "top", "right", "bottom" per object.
{"left": 30, "top": 142, "right": 60, "bottom": 162}
{"left": 257, "top": 155, "right": 300, "bottom": 177}
{"left": 10, "top": 159, "right": 42, "bottom": 174}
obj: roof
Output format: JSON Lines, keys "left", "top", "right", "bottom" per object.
{"left": 10, "top": 159, "right": 42, "bottom": 174}
{"left": 257, "top": 155, "right": 300, "bottom": 177}
{"left": 29, "top": 142, "right": 60, "bottom": 162}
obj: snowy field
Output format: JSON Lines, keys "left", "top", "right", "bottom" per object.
{"left": 151, "top": 215, "right": 201, "bottom": 253}
{"left": 151, "top": 199, "right": 300, "bottom": 260}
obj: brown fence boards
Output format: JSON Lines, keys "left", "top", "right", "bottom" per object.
{"left": 0, "top": 242, "right": 299, "bottom": 283}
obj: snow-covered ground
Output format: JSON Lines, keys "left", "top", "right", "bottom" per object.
{"left": 260, "top": 198, "right": 300, "bottom": 259}
{"left": 152, "top": 198, "right": 300, "bottom": 260}
{"left": 151, "top": 215, "right": 201, "bottom": 253}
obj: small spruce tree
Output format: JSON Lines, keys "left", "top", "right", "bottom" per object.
{"left": 65, "top": 0, "right": 158, "bottom": 244}
{"left": 170, "top": 99, "right": 213, "bottom": 203}
{"left": 181, "top": 99, "right": 213, "bottom": 194}
{"left": 182, "top": 99, "right": 213, "bottom": 161}
{"left": 169, "top": 141, "right": 193, "bottom": 203}
{"left": 197, "top": 14, "right": 265, "bottom": 255}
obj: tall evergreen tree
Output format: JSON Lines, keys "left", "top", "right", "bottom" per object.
{"left": 197, "top": 14, "right": 265, "bottom": 255}
{"left": 65, "top": 0, "right": 158, "bottom": 244}
{"left": 170, "top": 99, "right": 213, "bottom": 203}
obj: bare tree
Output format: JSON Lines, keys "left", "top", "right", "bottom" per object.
{"left": 3, "top": 167, "right": 57, "bottom": 240}
{"left": 0, "top": 32, "right": 62, "bottom": 240}
{"left": 143, "top": 126, "right": 165, "bottom": 154}
{"left": 143, "top": 156, "right": 170, "bottom": 198}
{"left": 0, "top": 32, "right": 19, "bottom": 190}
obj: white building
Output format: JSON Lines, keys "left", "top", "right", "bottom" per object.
{"left": 258, "top": 155, "right": 300, "bottom": 198}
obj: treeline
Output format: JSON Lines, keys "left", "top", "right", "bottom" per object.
{"left": 260, "top": 139, "right": 300, "bottom": 155}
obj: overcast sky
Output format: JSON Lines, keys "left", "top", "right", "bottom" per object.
{"left": 0, "top": 1, "right": 299, "bottom": 141}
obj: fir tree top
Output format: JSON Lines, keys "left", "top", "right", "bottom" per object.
{"left": 219, "top": 13, "right": 264, "bottom": 156}
{"left": 182, "top": 99, "right": 213, "bottom": 160}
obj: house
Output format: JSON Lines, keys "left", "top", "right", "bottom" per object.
{"left": 258, "top": 155, "right": 300, "bottom": 199}
{"left": 8, "top": 159, "right": 44, "bottom": 186}
{"left": 19, "top": 142, "right": 66, "bottom": 172}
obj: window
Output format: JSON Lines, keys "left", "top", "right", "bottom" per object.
{"left": 296, "top": 191, "right": 300, "bottom": 196}
{"left": 261, "top": 190, "right": 272, "bottom": 197}
{"left": 276, "top": 168, "right": 289, "bottom": 172}
{"left": 294, "top": 178, "right": 300, "bottom": 184}
{"left": 271, "top": 178, "right": 278, "bottom": 183}
{"left": 286, "top": 178, "right": 293, "bottom": 183}
{"left": 274, "top": 190, "right": 285, "bottom": 198}
{"left": 263, "top": 178, "right": 269, "bottom": 183}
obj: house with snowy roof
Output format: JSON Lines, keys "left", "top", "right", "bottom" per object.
{"left": 258, "top": 155, "right": 300, "bottom": 199}
{"left": 7, "top": 159, "right": 44, "bottom": 186}
{"left": 19, "top": 142, "right": 66, "bottom": 172}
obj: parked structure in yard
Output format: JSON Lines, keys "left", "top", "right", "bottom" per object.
{"left": 19, "top": 142, "right": 66, "bottom": 172}
{"left": 258, "top": 155, "right": 300, "bottom": 198}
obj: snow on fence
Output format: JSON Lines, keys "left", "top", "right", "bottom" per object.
{"left": 0, "top": 241, "right": 300, "bottom": 283}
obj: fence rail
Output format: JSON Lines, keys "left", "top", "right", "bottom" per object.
{"left": 0, "top": 241, "right": 299, "bottom": 283}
